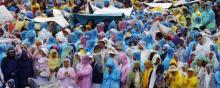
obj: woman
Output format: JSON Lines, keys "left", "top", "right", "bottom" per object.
{"left": 57, "top": 59, "right": 77, "bottom": 88}
{"left": 15, "top": 50, "right": 34, "bottom": 88}
{"left": 184, "top": 68, "right": 198, "bottom": 88}
{"left": 199, "top": 64, "right": 216, "bottom": 88}
{"left": 118, "top": 52, "right": 130, "bottom": 88}
{"left": 76, "top": 55, "right": 92, "bottom": 88}
{"left": 48, "top": 49, "right": 60, "bottom": 81}
{"left": 142, "top": 60, "right": 153, "bottom": 88}
{"left": 126, "top": 61, "right": 142, "bottom": 88}
{"left": 102, "top": 58, "right": 120, "bottom": 88}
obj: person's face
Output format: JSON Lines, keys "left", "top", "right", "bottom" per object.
{"left": 144, "top": 62, "right": 151, "bottom": 69}
{"left": 197, "top": 36, "right": 203, "bottom": 45}
{"left": 134, "top": 62, "right": 140, "bottom": 71}
{"left": 64, "top": 60, "right": 69, "bottom": 68}
{"left": 111, "top": 34, "right": 115, "bottom": 40}
{"left": 52, "top": 52, "right": 57, "bottom": 58}
{"left": 209, "top": 52, "right": 213, "bottom": 59}
{"left": 108, "top": 67, "right": 112, "bottom": 73}
{"left": 182, "top": 67, "right": 187, "bottom": 72}
{"left": 206, "top": 67, "right": 210, "bottom": 74}
{"left": 138, "top": 44, "right": 144, "bottom": 50}
{"left": 187, "top": 71, "right": 193, "bottom": 77}
{"left": 197, "top": 60, "right": 203, "bottom": 66}
{"left": 191, "top": 54, "right": 195, "bottom": 59}
{"left": 9, "top": 51, "right": 15, "bottom": 57}
{"left": 156, "top": 58, "right": 160, "bottom": 64}
{"left": 0, "top": 31, "right": 3, "bottom": 37}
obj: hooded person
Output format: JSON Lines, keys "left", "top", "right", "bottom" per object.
{"left": 167, "top": 64, "right": 184, "bottom": 88}
{"left": 35, "top": 47, "right": 50, "bottom": 80}
{"left": 102, "top": 58, "right": 120, "bottom": 88}
{"left": 48, "top": 49, "right": 60, "bottom": 82}
{"left": 207, "top": 51, "right": 219, "bottom": 71}
{"left": 184, "top": 68, "right": 198, "bottom": 88}
{"left": 151, "top": 54, "right": 161, "bottom": 69}
{"left": 76, "top": 55, "right": 92, "bottom": 88}
{"left": 57, "top": 59, "right": 77, "bottom": 88}
{"left": 91, "top": 45, "right": 104, "bottom": 88}
{"left": 15, "top": 50, "right": 34, "bottom": 88}
{"left": 199, "top": 64, "right": 216, "bottom": 88}
{"left": 192, "top": 4, "right": 202, "bottom": 29}
{"left": 173, "top": 8, "right": 186, "bottom": 27}
{"left": 193, "top": 54, "right": 206, "bottom": 79}
{"left": 118, "top": 52, "right": 131, "bottom": 88}
{"left": 201, "top": 2, "right": 216, "bottom": 30}
{"left": 126, "top": 61, "right": 143, "bottom": 88}
{"left": 215, "top": 65, "right": 220, "bottom": 88}
{"left": 1, "top": 48, "right": 17, "bottom": 87}
{"left": 162, "top": 47, "right": 175, "bottom": 71}
{"left": 142, "top": 60, "right": 153, "bottom": 88}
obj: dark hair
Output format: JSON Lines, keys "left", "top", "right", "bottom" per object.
{"left": 156, "top": 64, "right": 164, "bottom": 75}
{"left": 156, "top": 32, "right": 163, "bottom": 39}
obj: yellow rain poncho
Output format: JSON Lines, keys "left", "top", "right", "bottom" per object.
{"left": 167, "top": 65, "right": 184, "bottom": 88}
{"left": 48, "top": 49, "right": 60, "bottom": 71}
{"left": 173, "top": 8, "right": 186, "bottom": 27}
{"left": 142, "top": 60, "right": 153, "bottom": 88}
{"left": 184, "top": 68, "right": 198, "bottom": 88}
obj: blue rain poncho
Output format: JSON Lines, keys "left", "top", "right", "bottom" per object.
{"left": 162, "top": 48, "right": 175, "bottom": 71}
{"left": 201, "top": 3, "right": 216, "bottom": 30}
{"left": 85, "top": 40, "right": 96, "bottom": 52}
{"left": 215, "top": 65, "right": 220, "bottom": 88}
{"left": 102, "top": 58, "right": 120, "bottom": 88}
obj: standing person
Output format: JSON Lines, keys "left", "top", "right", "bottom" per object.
{"left": 126, "top": 61, "right": 142, "bottom": 88}
{"left": 184, "top": 68, "right": 198, "bottom": 88}
{"left": 152, "top": 64, "right": 165, "bottom": 88}
{"left": 199, "top": 64, "right": 216, "bottom": 88}
{"left": 142, "top": 60, "right": 153, "bottom": 88}
{"left": 15, "top": 50, "right": 34, "bottom": 88}
{"left": 166, "top": 64, "right": 184, "bottom": 88}
{"left": 48, "top": 49, "right": 60, "bottom": 82}
{"left": 1, "top": 48, "right": 17, "bottom": 88}
{"left": 118, "top": 52, "right": 130, "bottom": 88}
{"left": 76, "top": 55, "right": 92, "bottom": 88}
{"left": 91, "top": 45, "right": 103, "bottom": 88}
{"left": 57, "top": 59, "right": 77, "bottom": 88}
{"left": 102, "top": 58, "right": 120, "bottom": 88}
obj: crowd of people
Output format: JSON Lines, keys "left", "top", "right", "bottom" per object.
{"left": 0, "top": 0, "right": 220, "bottom": 88}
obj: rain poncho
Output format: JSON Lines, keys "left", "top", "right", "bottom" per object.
{"left": 201, "top": 4, "right": 216, "bottom": 30}
{"left": 167, "top": 71, "right": 184, "bottom": 88}
{"left": 199, "top": 64, "right": 216, "bottom": 88}
{"left": 1, "top": 48, "right": 17, "bottom": 83}
{"left": 118, "top": 52, "right": 131, "bottom": 88}
{"left": 15, "top": 50, "right": 34, "bottom": 88}
{"left": 57, "top": 59, "right": 77, "bottom": 88}
{"left": 102, "top": 58, "right": 120, "bottom": 88}
{"left": 76, "top": 55, "right": 92, "bottom": 88}
{"left": 162, "top": 48, "right": 174, "bottom": 71}
{"left": 142, "top": 60, "right": 153, "bottom": 88}
{"left": 48, "top": 49, "right": 60, "bottom": 71}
